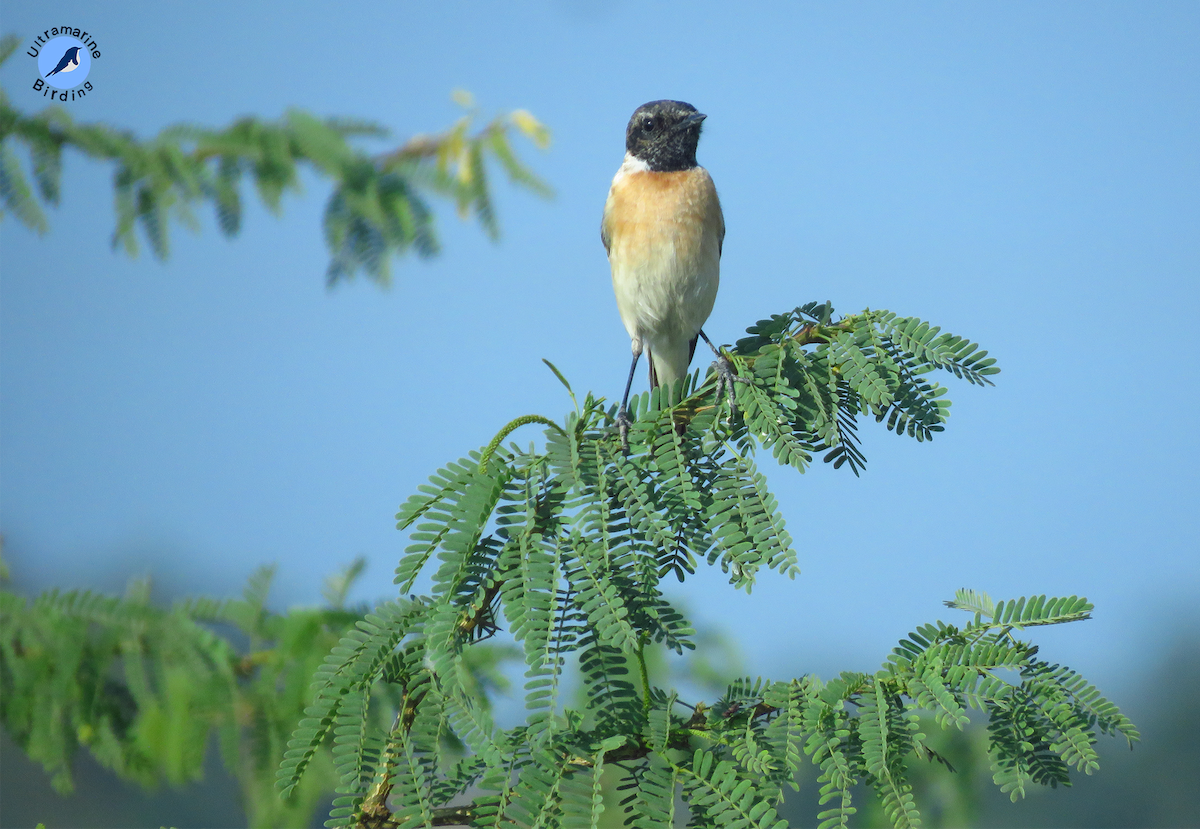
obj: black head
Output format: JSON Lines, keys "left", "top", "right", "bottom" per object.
{"left": 625, "top": 100, "right": 707, "bottom": 172}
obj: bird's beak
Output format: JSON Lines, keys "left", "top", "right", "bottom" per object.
{"left": 674, "top": 112, "right": 707, "bottom": 131}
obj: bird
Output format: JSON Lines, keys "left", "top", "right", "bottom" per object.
{"left": 600, "top": 99, "right": 728, "bottom": 450}
{"left": 45, "top": 46, "right": 83, "bottom": 78}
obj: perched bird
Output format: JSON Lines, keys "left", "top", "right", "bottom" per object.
{"left": 45, "top": 46, "right": 83, "bottom": 77}
{"left": 601, "top": 99, "right": 727, "bottom": 447}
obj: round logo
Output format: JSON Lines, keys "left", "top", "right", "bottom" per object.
{"left": 38, "top": 37, "right": 91, "bottom": 89}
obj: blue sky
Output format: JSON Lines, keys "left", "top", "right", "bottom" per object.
{"left": 2, "top": 1, "right": 1197, "bottom": 702}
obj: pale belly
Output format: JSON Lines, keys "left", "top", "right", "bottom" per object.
{"left": 610, "top": 235, "right": 719, "bottom": 351}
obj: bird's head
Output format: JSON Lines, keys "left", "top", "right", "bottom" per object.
{"left": 624, "top": 100, "right": 707, "bottom": 173}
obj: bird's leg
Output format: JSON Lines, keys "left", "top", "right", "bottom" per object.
{"left": 616, "top": 351, "right": 640, "bottom": 455}
{"left": 698, "top": 330, "right": 747, "bottom": 418}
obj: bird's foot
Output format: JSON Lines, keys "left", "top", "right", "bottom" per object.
{"left": 711, "top": 353, "right": 748, "bottom": 419}
{"left": 616, "top": 406, "right": 633, "bottom": 456}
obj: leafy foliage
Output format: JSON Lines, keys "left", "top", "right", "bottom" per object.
{"left": 0, "top": 38, "right": 550, "bottom": 285}
{"left": 0, "top": 557, "right": 516, "bottom": 828}
{"left": 731, "top": 302, "right": 996, "bottom": 474}
{"left": 262, "top": 300, "right": 1132, "bottom": 828}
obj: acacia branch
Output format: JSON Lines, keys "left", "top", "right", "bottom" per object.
{"left": 355, "top": 694, "right": 781, "bottom": 827}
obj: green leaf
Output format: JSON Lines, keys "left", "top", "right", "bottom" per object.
{"left": 0, "top": 141, "right": 48, "bottom": 232}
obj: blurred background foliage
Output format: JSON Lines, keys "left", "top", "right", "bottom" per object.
{"left": 0, "top": 550, "right": 523, "bottom": 828}
{"left": 1, "top": 36, "right": 551, "bottom": 286}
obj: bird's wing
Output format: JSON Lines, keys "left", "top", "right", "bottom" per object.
{"left": 600, "top": 206, "right": 612, "bottom": 255}
{"left": 716, "top": 194, "right": 725, "bottom": 258}
{"left": 717, "top": 209, "right": 725, "bottom": 257}
{"left": 600, "top": 163, "right": 628, "bottom": 257}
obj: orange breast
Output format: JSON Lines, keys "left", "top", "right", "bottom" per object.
{"left": 602, "top": 167, "right": 724, "bottom": 268}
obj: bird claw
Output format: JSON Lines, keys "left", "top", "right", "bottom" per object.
{"left": 616, "top": 407, "right": 633, "bottom": 456}
{"left": 711, "top": 354, "right": 748, "bottom": 419}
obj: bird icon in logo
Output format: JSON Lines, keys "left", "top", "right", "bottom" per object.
{"left": 45, "top": 46, "right": 83, "bottom": 78}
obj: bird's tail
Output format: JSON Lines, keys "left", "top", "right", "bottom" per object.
{"left": 647, "top": 335, "right": 698, "bottom": 393}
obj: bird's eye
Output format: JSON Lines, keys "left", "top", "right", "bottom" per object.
{"left": 641, "top": 117, "right": 654, "bottom": 132}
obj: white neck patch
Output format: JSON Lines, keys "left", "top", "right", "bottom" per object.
{"left": 618, "top": 152, "right": 651, "bottom": 174}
